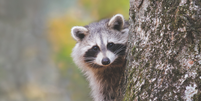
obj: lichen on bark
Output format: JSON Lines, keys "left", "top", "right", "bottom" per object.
{"left": 124, "top": 0, "right": 201, "bottom": 100}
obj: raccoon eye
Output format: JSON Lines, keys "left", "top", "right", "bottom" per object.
{"left": 107, "top": 43, "right": 114, "bottom": 48}
{"left": 92, "top": 46, "right": 99, "bottom": 51}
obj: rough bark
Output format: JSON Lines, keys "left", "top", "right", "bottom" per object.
{"left": 124, "top": 0, "right": 201, "bottom": 100}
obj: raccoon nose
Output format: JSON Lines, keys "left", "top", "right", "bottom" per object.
{"left": 102, "top": 57, "right": 110, "bottom": 65}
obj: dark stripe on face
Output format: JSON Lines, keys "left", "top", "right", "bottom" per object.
{"left": 84, "top": 45, "right": 105, "bottom": 68}
{"left": 84, "top": 45, "right": 100, "bottom": 63}
{"left": 99, "top": 32, "right": 106, "bottom": 53}
{"left": 107, "top": 43, "right": 126, "bottom": 56}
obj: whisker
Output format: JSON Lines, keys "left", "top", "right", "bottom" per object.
{"left": 113, "top": 46, "right": 126, "bottom": 55}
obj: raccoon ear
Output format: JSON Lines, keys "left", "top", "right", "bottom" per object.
{"left": 108, "top": 14, "right": 124, "bottom": 31}
{"left": 71, "top": 26, "right": 88, "bottom": 42}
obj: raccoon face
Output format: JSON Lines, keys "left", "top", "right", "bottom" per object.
{"left": 71, "top": 14, "right": 128, "bottom": 68}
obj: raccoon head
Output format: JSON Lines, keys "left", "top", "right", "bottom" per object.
{"left": 71, "top": 14, "right": 129, "bottom": 69}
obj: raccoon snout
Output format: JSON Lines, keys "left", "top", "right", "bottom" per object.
{"left": 102, "top": 57, "right": 110, "bottom": 65}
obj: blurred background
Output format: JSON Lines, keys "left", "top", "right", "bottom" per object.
{"left": 0, "top": 0, "right": 129, "bottom": 101}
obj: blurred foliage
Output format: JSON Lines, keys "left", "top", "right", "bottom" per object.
{"left": 48, "top": 0, "right": 129, "bottom": 101}
{"left": 79, "top": 0, "right": 129, "bottom": 19}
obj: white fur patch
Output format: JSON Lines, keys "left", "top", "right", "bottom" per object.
{"left": 81, "top": 45, "right": 92, "bottom": 54}
{"left": 95, "top": 52, "right": 104, "bottom": 65}
{"left": 109, "top": 38, "right": 119, "bottom": 44}
{"left": 96, "top": 37, "right": 102, "bottom": 47}
{"left": 106, "top": 50, "right": 117, "bottom": 64}
{"left": 102, "top": 36, "right": 108, "bottom": 47}
{"left": 108, "top": 29, "right": 129, "bottom": 44}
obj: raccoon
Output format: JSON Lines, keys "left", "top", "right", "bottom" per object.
{"left": 71, "top": 14, "right": 129, "bottom": 101}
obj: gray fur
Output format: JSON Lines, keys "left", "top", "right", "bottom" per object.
{"left": 71, "top": 14, "right": 129, "bottom": 101}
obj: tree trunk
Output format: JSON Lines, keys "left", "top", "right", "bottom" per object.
{"left": 124, "top": 0, "right": 201, "bottom": 100}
